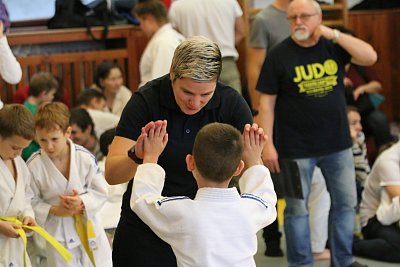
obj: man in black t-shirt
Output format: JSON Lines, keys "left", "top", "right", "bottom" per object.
{"left": 105, "top": 36, "right": 252, "bottom": 267}
{"left": 255, "top": 0, "right": 377, "bottom": 266}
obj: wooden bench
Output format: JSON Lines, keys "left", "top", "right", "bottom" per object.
{"left": 1, "top": 24, "right": 148, "bottom": 106}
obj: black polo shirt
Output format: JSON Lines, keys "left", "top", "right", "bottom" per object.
{"left": 113, "top": 74, "right": 252, "bottom": 267}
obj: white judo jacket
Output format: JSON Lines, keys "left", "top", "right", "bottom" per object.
{"left": 27, "top": 140, "right": 111, "bottom": 266}
{"left": 131, "top": 163, "right": 277, "bottom": 267}
{"left": 0, "top": 156, "right": 35, "bottom": 267}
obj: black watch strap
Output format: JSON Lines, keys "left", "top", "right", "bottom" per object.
{"left": 127, "top": 144, "right": 143, "bottom": 164}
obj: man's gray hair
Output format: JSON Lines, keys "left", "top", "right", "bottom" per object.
{"left": 170, "top": 36, "right": 222, "bottom": 82}
{"left": 311, "top": 0, "right": 322, "bottom": 14}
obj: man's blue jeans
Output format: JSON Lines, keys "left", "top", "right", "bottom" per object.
{"left": 284, "top": 148, "right": 357, "bottom": 267}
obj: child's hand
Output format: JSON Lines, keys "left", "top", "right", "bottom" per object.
{"left": 22, "top": 216, "right": 37, "bottom": 233}
{"left": 0, "top": 220, "right": 21, "bottom": 238}
{"left": 242, "top": 123, "right": 268, "bottom": 168}
{"left": 59, "top": 190, "right": 85, "bottom": 215}
{"left": 143, "top": 120, "right": 168, "bottom": 163}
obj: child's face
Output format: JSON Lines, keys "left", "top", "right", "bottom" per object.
{"left": 348, "top": 110, "right": 363, "bottom": 139}
{"left": 90, "top": 98, "right": 106, "bottom": 110}
{"left": 36, "top": 126, "right": 70, "bottom": 159}
{"left": 38, "top": 88, "right": 57, "bottom": 103}
{"left": 70, "top": 123, "right": 91, "bottom": 148}
{"left": 0, "top": 135, "right": 31, "bottom": 160}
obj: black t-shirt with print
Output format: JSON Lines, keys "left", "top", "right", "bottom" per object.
{"left": 257, "top": 37, "right": 352, "bottom": 158}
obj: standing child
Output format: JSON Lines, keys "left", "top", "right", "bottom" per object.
{"left": 27, "top": 102, "right": 112, "bottom": 267}
{"left": 131, "top": 121, "right": 277, "bottom": 266}
{"left": 0, "top": 104, "right": 37, "bottom": 267}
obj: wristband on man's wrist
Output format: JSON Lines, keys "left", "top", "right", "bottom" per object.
{"left": 127, "top": 144, "right": 143, "bottom": 164}
{"left": 332, "top": 29, "right": 340, "bottom": 43}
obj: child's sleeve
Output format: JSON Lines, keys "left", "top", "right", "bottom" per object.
{"left": 21, "top": 161, "right": 35, "bottom": 220}
{"left": 239, "top": 165, "right": 277, "bottom": 226}
{"left": 130, "top": 163, "right": 180, "bottom": 238}
{"left": 80, "top": 158, "right": 109, "bottom": 219}
{"left": 29, "top": 167, "right": 52, "bottom": 227}
{"left": 376, "top": 190, "right": 400, "bottom": 225}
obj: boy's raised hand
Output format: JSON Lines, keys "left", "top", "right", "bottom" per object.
{"left": 242, "top": 123, "right": 268, "bottom": 168}
{"left": 143, "top": 120, "right": 168, "bottom": 163}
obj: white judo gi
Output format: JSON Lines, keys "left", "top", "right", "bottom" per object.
{"left": 131, "top": 163, "right": 277, "bottom": 267}
{"left": 27, "top": 140, "right": 112, "bottom": 267}
{"left": 0, "top": 156, "right": 35, "bottom": 267}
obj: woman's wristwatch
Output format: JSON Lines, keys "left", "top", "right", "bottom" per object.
{"left": 127, "top": 144, "right": 143, "bottom": 164}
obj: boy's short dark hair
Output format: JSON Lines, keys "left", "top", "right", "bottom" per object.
{"left": 70, "top": 107, "right": 95, "bottom": 136}
{"left": 29, "top": 72, "right": 59, "bottom": 97}
{"left": 0, "top": 104, "right": 35, "bottom": 140}
{"left": 35, "top": 102, "right": 70, "bottom": 132}
{"left": 134, "top": 0, "right": 168, "bottom": 23}
{"left": 76, "top": 88, "right": 106, "bottom": 107}
{"left": 100, "top": 127, "right": 116, "bottom": 156}
{"left": 193, "top": 123, "right": 243, "bottom": 182}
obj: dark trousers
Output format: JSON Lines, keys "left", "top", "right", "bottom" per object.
{"left": 353, "top": 216, "right": 400, "bottom": 263}
{"left": 263, "top": 172, "right": 283, "bottom": 244}
{"left": 362, "top": 110, "right": 392, "bottom": 148}
{"left": 112, "top": 217, "right": 177, "bottom": 267}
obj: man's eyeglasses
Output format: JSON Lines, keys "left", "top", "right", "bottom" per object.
{"left": 287, "top": 13, "right": 318, "bottom": 22}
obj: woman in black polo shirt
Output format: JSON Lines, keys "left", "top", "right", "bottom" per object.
{"left": 105, "top": 36, "right": 252, "bottom": 267}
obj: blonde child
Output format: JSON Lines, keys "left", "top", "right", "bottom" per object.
{"left": 27, "top": 102, "right": 111, "bottom": 267}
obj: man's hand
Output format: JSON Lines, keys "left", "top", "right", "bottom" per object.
{"left": 0, "top": 220, "right": 21, "bottom": 238}
{"left": 262, "top": 142, "right": 280, "bottom": 173}
{"left": 318, "top": 24, "right": 335, "bottom": 41}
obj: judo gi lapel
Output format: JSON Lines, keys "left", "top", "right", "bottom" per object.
{"left": 65, "top": 140, "right": 85, "bottom": 195}
{"left": 0, "top": 158, "right": 20, "bottom": 215}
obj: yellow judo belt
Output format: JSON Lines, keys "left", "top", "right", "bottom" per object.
{"left": 0, "top": 216, "right": 72, "bottom": 267}
{"left": 74, "top": 214, "right": 97, "bottom": 267}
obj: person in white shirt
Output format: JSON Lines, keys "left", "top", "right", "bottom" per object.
{"left": 354, "top": 140, "right": 400, "bottom": 263}
{"left": 76, "top": 88, "right": 120, "bottom": 139}
{"left": 134, "top": 0, "right": 184, "bottom": 88}
{"left": 94, "top": 62, "right": 132, "bottom": 117}
{"left": 131, "top": 121, "right": 277, "bottom": 267}
{"left": 0, "top": 20, "right": 22, "bottom": 108}
{"left": 169, "top": 0, "right": 245, "bottom": 94}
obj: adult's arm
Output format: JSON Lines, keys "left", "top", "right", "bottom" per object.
{"left": 0, "top": 35, "right": 22, "bottom": 84}
{"left": 255, "top": 93, "right": 280, "bottom": 173}
{"left": 376, "top": 186, "right": 400, "bottom": 225}
{"left": 247, "top": 48, "right": 266, "bottom": 110}
{"left": 319, "top": 25, "right": 377, "bottom": 66}
{"left": 234, "top": 15, "right": 246, "bottom": 46}
{"left": 385, "top": 185, "right": 400, "bottom": 200}
{"left": 105, "top": 136, "right": 139, "bottom": 185}
{"left": 353, "top": 80, "right": 382, "bottom": 101}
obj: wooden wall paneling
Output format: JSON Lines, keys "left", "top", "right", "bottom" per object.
{"left": 73, "top": 62, "right": 82, "bottom": 105}
{"left": 1, "top": 25, "right": 148, "bottom": 105}
{"left": 348, "top": 9, "right": 400, "bottom": 121}
{"left": 83, "top": 62, "right": 94, "bottom": 88}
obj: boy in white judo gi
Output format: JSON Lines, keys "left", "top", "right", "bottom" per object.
{"left": 27, "top": 102, "right": 112, "bottom": 267}
{"left": 131, "top": 121, "right": 277, "bottom": 267}
{"left": 0, "top": 104, "right": 37, "bottom": 267}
